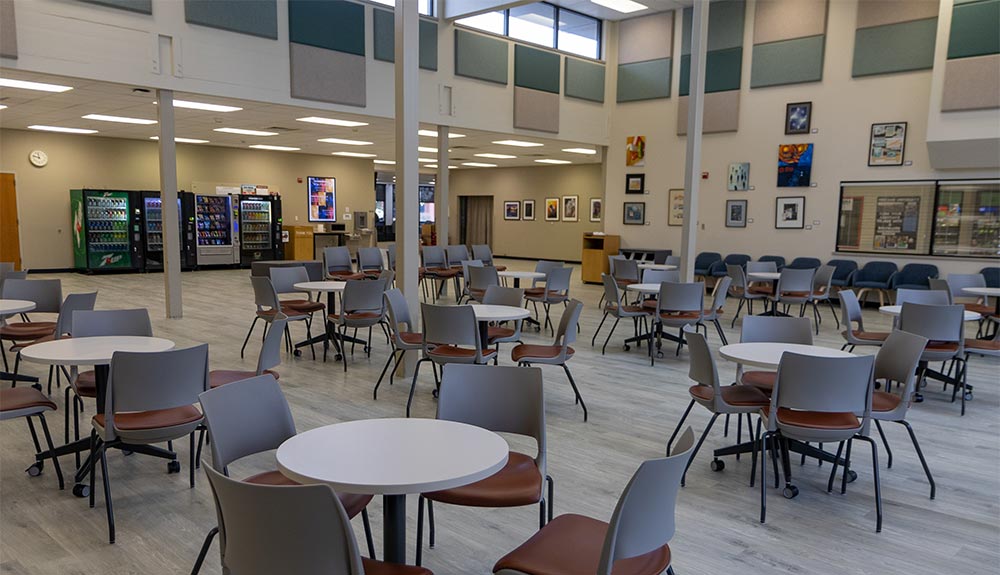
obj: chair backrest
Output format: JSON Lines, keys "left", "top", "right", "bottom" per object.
{"left": 55, "top": 292, "right": 98, "bottom": 337}
{"left": 446, "top": 245, "right": 470, "bottom": 268}
{"left": 534, "top": 260, "right": 564, "bottom": 275}
{"left": 269, "top": 266, "right": 309, "bottom": 296}
{"left": 482, "top": 285, "right": 523, "bottom": 307}
{"left": 642, "top": 269, "right": 679, "bottom": 284}
{"left": 2, "top": 278, "right": 62, "bottom": 313}
{"left": 0, "top": 262, "right": 12, "bottom": 274}
{"left": 596, "top": 428, "right": 695, "bottom": 575}
{"left": 664, "top": 255, "right": 681, "bottom": 267}
{"left": 898, "top": 302, "right": 964, "bottom": 344}
{"left": 257, "top": 315, "right": 287, "bottom": 374}
{"left": 982, "top": 266, "right": 1000, "bottom": 288}
{"left": 759, "top": 255, "right": 785, "bottom": 270}
{"left": 323, "top": 246, "right": 353, "bottom": 273}
{"left": 471, "top": 244, "right": 494, "bottom": 265}
{"left": 838, "top": 289, "right": 865, "bottom": 330}
{"left": 727, "top": 264, "right": 748, "bottom": 290}
{"left": 356, "top": 247, "right": 383, "bottom": 272}
{"left": 827, "top": 259, "right": 859, "bottom": 283}
{"left": 384, "top": 288, "right": 414, "bottom": 337}
{"left": 813, "top": 265, "right": 836, "bottom": 293}
{"left": 709, "top": 277, "right": 731, "bottom": 312}
{"left": 378, "top": 269, "right": 395, "bottom": 287}
{"left": 199, "top": 374, "right": 295, "bottom": 472}
{"left": 468, "top": 264, "right": 499, "bottom": 292}
{"left": 459, "top": 259, "right": 483, "bottom": 290}
{"left": 776, "top": 267, "right": 815, "bottom": 296}
{"left": 927, "top": 278, "right": 952, "bottom": 301}
{"left": 0, "top": 268, "right": 26, "bottom": 293}
{"left": 945, "top": 273, "right": 986, "bottom": 300}
{"left": 386, "top": 244, "right": 396, "bottom": 270}
{"left": 857, "top": 261, "right": 898, "bottom": 283}
{"left": 72, "top": 309, "right": 153, "bottom": 337}
{"left": 203, "top": 464, "right": 364, "bottom": 575}
{"left": 724, "top": 254, "right": 752, "bottom": 268}
{"left": 788, "top": 257, "right": 822, "bottom": 270}
{"left": 874, "top": 330, "right": 928, "bottom": 411}
{"left": 740, "top": 315, "right": 813, "bottom": 345}
{"left": 545, "top": 266, "right": 573, "bottom": 297}
{"left": 614, "top": 259, "right": 640, "bottom": 282}
{"left": 421, "top": 303, "right": 481, "bottom": 349}
{"left": 684, "top": 326, "right": 721, "bottom": 398}
{"left": 657, "top": 281, "right": 704, "bottom": 317}
{"left": 693, "top": 252, "right": 721, "bottom": 273}
{"left": 896, "top": 288, "right": 949, "bottom": 306}
{"left": 601, "top": 274, "right": 624, "bottom": 310}
{"left": 422, "top": 246, "right": 447, "bottom": 269}
{"left": 608, "top": 254, "right": 625, "bottom": 276}
{"left": 341, "top": 279, "right": 384, "bottom": 314}
{"left": 896, "top": 263, "right": 938, "bottom": 287}
{"left": 771, "top": 353, "right": 875, "bottom": 434}
{"left": 554, "top": 299, "right": 584, "bottom": 348}
{"left": 652, "top": 251, "right": 669, "bottom": 265}
{"left": 746, "top": 261, "right": 777, "bottom": 274}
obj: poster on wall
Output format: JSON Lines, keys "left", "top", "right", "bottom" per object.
{"left": 775, "top": 196, "right": 806, "bottom": 229}
{"left": 726, "top": 199, "right": 747, "bottom": 228}
{"left": 777, "top": 144, "right": 813, "bottom": 187}
{"left": 545, "top": 197, "right": 560, "bottom": 221}
{"left": 868, "top": 122, "right": 907, "bottom": 166}
{"left": 307, "top": 176, "right": 337, "bottom": 222}
{"left": 504, "top": 201, "right": 520, "bottom": 220}
{"left": 874, "top": 196, "right": 920, "bottom": 250}
{"left": 727, "top": 163, "right": 750, "bottom": 191}
{"left": 626, "top": 136, "right": 646, "bottom": 167}
{"left": 623, "top": 202, "right": 645, "bottom": 225}
{"left": 562, "top": 196, "right": 579, "bottom": 222}
{"left": 590, "top": 198, "right": 602, "bottom": 222}
{"left": 523, "top": 200, "right": 535, "bottom": 220}
{"left": 668, "top": 189, "right": 685, "bottom": 226}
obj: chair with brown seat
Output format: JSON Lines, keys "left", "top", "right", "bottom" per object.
{"left": 472, "top": 244, "right": 506, "bottom": 271}
{"left": 0, "top": 385, "right": 64, "bottom": 490}
{"left": 492, "top": 427, "right": 695, "bottom": 575}
{"left": 415, "top": 364, "right": 552, "bottom": 566}
{"left": 9, "top": 291, "right": 97, "bottom": 394}
{"left": 324, "top": 246, "right": 365, "bottom": 281}
{"left": 701, "top": 277, "right": 732, "bottom": 345}
{"left": 612, "top": 258, "right": 640, "bottom": 291}
{"left": 357, "top": 246, "right": 385, "bottom": 279}
{"left": 737, "top": 316, "right": 812, "bottom": 396}
{"left": 482, "top": 285, "right": 525, "bottom": 353}
{"left": 210, "top": 316, "right": 285, "bottom": 389}
{"left": 592, "top": 274, "right": 649, "bottom": 355}
{"left": 329, "top": 278, "right": 386, "bottom": 371}
{"left": 1, "top": 278, "right": 62, "bottom": 372}
{"left": 191, "top": 375, "right": 376, "bottom": 574}
{"left": 374, "top": 289, "right": 424, "bottom": 400}
{"left": 727, "top": 264, "right": 767, "bottom": 326}
{"left": 457, "top": 259, "right": 484, "bottom": 303}
{"left": 240, "top": 277, "right": 309, "bottom": 358}
{"left": 839, "top": 289, "right": 890, "bottom": 352}
{"left": 945, "top": 273, "right": 993, "bottom": 315}
{"left": 964, "top": 317, "right": 999, "bottom": 403}
{"left": 512, "top": 300, "right": 588, "bottom": 421}
{"left": 465, "top": 263, "right": 498, "bottom": 303}
{"left": 421, "top": 246, "right": 460, "bottom": 302}
{"left": 811, "top": 264, "right": 840, "bottom": 329}
{"left": 270, "top": 266, "right": 324, "bottom": 359}
{"left": 768, "top": 268, "right": 819, "bottom": 333}
{"left": 525, "top": 266, "right": 572, "bottom": 335}
{"left": 650, "top": 281, "right": 705, "bottom": 365}
{"left": 898, "top": 302, "right": 969, "bottom": 414}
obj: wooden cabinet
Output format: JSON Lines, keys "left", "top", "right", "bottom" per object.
{"left": 581, "top": 233, "right": 620, "bottom": 283}
{"left": 283, "top": 226, "right": 314, "bottom": 261}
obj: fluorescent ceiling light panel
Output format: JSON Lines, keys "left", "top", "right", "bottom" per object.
{"left": 215, "top": 127, "right": 278, "bottom": 136}
{"left": 0, "top": 105, "right": 7, "bottom": 110}
{"left": 150, "top": 136, "right": 209, "bottom": 144}
{"left": 562, "top": 148, "right": 597, "bottom": 155}
{"left": 82, "top": 113, "right": 157, "bottom": 125}
{"left": 418, "top": 146, "right": 438, "bottom": 153}
{"left": 249, "top": 144, "right": 300, "bottom": 151}
{"left": 462, "top": 162, "right": 497, "bottom": 168}
{"left": 535, "top": 159, "right": 572, "bottom": 164}
{"left": 296, "top": 116, "right": 368, "bottom": 127}
{"left": 172, "top": 100, "right": 242, "bottom": 112}
{"left": 590, "top": 0, "right": 648, "bottom": 14}
{"left": 474, "top": 153, "right": 516, "bottom": 159}
{"left": 425, "top": 164, "right": 438, "bottom": 168}
{"left": 373, "top": 159, "right": 396, "bottom": 165}
{"left": 317, "top": 137, "right": 374, "bottom": 146}
{"left": 333, "top": 151, "right": 377, "bottom": 158}
{"left": 418, "top": 158, "right": 436, "bottom": 163}
{"left": 419, "top": 129, "right": 466, "bottom": 138}
{"left": 492, "top": 139, "right": 543, "bottom": 147}
{"left": 0, "top": 78, "right": 73, "bottom": 92}
{"left": 28, "top": 125, "right": 97, "bottom": 134}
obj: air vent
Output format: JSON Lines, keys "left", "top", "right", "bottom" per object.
{"left": 265, "top": 126, "right": 297, "bottom": 132}
{"left": 450, "top": 145, "right": 473, "bottom": 149}
{"left": 451, "top": 157, "right": 468, "bottom": 161}
{"left": 524, "top": 153, "right": 547, "bottom": 157}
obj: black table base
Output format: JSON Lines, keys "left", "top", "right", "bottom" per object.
{"left": 383, "top": 494, "right": 407, "bottom": 564}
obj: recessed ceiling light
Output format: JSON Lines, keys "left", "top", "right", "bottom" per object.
{"left": 150, "top": 136, "right": 209, "bottom": 144}
{"left": 215, "top": 127, "right": 278, "bottom": 136}
{"left": 28, "top": 125, "right": 97, "bottom": 134}
{"left": 83, "top": 114, "right": 157, "bottom": 125}
{"left": 475, "top": 153, "right": 517, "bottom": 159}
{"left": 0, "top": 78, "right": 73, "bottom": 92}
{"left": 426, "top": 164, "right": 438, "bottom": 168}
{"left": 419, "top": 129, "right": 466, "bottom": 138}
{"left": 333, "top": 151, "right": 377, "bottom": 158}
{"left": 535, "top": 159, "right": 572, "bottom": 164}
{"left": 318, "top": 137, "right": 374, "bottom": 146}
{"left": 562, "top": 148, "right": 597, "bottom": 155}
{"left": 492, "top": 139, "right": 543, "bottom": 147}
{"left": 373, "top": 159, "right": 396, "bottom": 165}
{"left": 249, "top": 144, "right": 300, "bottom": 151}
{"left": 172, "top": 100, "right": 242, "bottom": 112}
{"left": 418, "top": 158, "right": 436, "bottom": 163}
{"left": 0, "top": 105, "right": 7, "bottom": 110}
{"left": 462, "top": 162, "right": 497, "bottom": 168}
{"left": 590, "top": 0, "right": 648, "bottom": 15}
{"left": 418, "top": 146, "right": 438, "bottom": 153}
{"left": 296, "top": 116, "right": 369, "bottom": 127}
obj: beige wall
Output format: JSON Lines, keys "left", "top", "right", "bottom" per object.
{"left": 449, "top": 164, "right": 603, "bottom": 262}
{"left": 0, "top": 129, "right": 375, "bottom": 269}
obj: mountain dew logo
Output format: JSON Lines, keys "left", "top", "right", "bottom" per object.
{"left": 98, "top": 253, "right": 124, "bottom": 267}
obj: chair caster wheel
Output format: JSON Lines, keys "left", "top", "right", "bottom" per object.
{"left": 294, "top": 349, "right": 302, "bottom": 357}
{"left": 121, "top": 449, "right": 133, "bottom": 456}
{"left": 167, "top": 460, "right": 181, "bottom": 474}
{"left": 656, "top": 351, "right": 664, "bottom": 359}
{"left": 73, "top": 483, "right": 91, "bottom": 498}
{"left": 782, "top": 485, "right": 799, "bottom": 499}
{"left": 913, "top": 393, "right": 924, "bottom": 403}
{"left": 873, "top": 381, "right": 881, "bottom": 390}
{"left": 335, "top": 355, "right": 343, "bottom": 362}
{"left": 964, "top": 391, "right": 973, "bottom": 401}
{"left": 847, "top": 470, "right": 857, "bottom": 483}
{"left": 432, "top": 389, "right": 439, "bottom": 399}
{"left": 623, "top": 345, "right": 630, "bottom": 351}
{"left": 26, "top": 462, "right": 43, "bottom": 477}
{"left": 710, "top": 459, "right": 725, "bottom": 472}
{"left": 364, "top": 346, "right": 371, "bottom": 354}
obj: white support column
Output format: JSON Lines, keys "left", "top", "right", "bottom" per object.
{"left": 680, "top": 1, "right": 709, "bottom": 283}
{"left": 435, "top": 126, "right": 450, "bottom": 246}
{"left": 156, "top": 89, "right": 183, "bottom": 318}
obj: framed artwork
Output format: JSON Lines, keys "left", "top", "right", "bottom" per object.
{"left": 545, "top": 197, "right": 559, "bottom": 221}
{"left": 726, "top": 199, "right": 747, "bottom": 228}
{"left": 777, "top": 143, "right": 813, "bottom": 187}
{"left": 868, "top": 122, "right": 907, "bottom": 166}
{"left": 590, "top": 198, "right": 602, "bottom": 222}
{"left": 727, "top": 162, "right": 750, "bottom": 191}
{"left": 626, "top": 135, "right": 646, "bottom": 167}
{"left": 522, "top": 199, "right": 535, "bottom": 220}
{"left": 785, "top": 102, "right": 812, "bottom": 135}
{"left": 668, "top": 188, "right": 685, "bottom": 226}
{"left": 775, "top": 196, "right": 805, "bottom": 229}
{"left": 623, "top": 202, "right": 645, "bottom": 225}
{"left": 562, "top": 195, "right": 579, "bottom": 222}
{"left": 504, "top": 201, "right": 520, "bottom": 220}
{"left": 625, "top": 173, "right": 645, "bottom": 194}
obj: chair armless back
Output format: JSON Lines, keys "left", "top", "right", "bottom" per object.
{"left": 896, "top": 288, "right": 949, "bottom": 306}
{"left": 55, "top": 292, "right": 98, "bottom": 337}
{"left": 2, "top": 278, "right": 62, "bottom": 313}
{"left": 257, "top": 316, "right": 287, "bottom": 374}
{"left": 72, "top": 309, "right": 152, "bottom": 337}
{"left": 269, "top": 266, "right": 310, "bottom": 297}
{"left": 740, "top": 315, "right": 813, "bottom": 345}
{"left": 323, "top": 246, "right": 353, "bottom": 274}
{"left": 770, "top": 353, "right": 875, "bottom": 434}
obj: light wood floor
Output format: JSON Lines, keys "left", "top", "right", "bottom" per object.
{"left": 1, "top": 260, "right": 998, "bottom": 574}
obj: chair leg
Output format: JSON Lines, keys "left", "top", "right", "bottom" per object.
{"left": 373, "top": 349, "right": 397, "bottom": 400}
{"left": 601, "top": 318, "right": 621, "bottom": 355}
{"left": 900, "top": 420, "right": 935, "bottom": 500}
{"left": 190, "top": 527, "right": 219, "bottom": 575}
{"left": 361, "top": 508, "right": 376, "bottom": 559}
{"left": 98, "top": 442, "right": 115, "bottom": 544}
{"left": 857, "top": 435, "right": 883, "bottom": 533}
{"left": 189, "top": 432, "right": 196, "bottom": 488}
{"left": 759, "top": 430, "right": 770, "bottom": 524}
{"left": 666, "top": 400, "right": 696, "bottom": 456}
{"left": 36, "top": 414, "right": 64, "bottom": 490}
{"left": 731, "top": 298, "right": 745, "bottom": 328}
{"left": 546, "top": 475, "right": 554, "bottom": 523}
{"left": 873, "top": 420, "right": 892, "bottom": 468}
{"left": 428, "top": 498, "right": 436, "bottom": 547}
{"left": 592, "top": 312, "right": 608, "bottom": 346}
{"left": 560, "top": 364, "right": 587, "bottom": 422}
{"left": 405, "top": 359, "right": 426, "bottom": 417}
{"left": 827, "top": 441, "right": 845, "bottom": 493}
{"left": 681, "top": 413, "right": 719, "bottom": 487}
{"left": 751, "top": 419, "right": 761, "bottom": 487}
{"left": 713, "top": 319, "right": 728, "bottom": 345}
{"left": 827, "top": 299, "right": 841, "bottom": 329}
{"left": 240, "top": 317, "right": 259, "bottom": 358}
{"left": 841, "top": 438, "right": 854, "bottom": 495}
{"left": 416, "top": 495, "right": 425, "bottom": 566}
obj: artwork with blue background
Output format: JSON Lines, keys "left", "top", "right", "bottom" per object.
{"left": 777, "top": 143, "right": 813, "bottom": 187}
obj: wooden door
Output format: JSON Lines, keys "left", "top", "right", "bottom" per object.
{"left": 0, "top": 173, "right": 21, "bottom": 270}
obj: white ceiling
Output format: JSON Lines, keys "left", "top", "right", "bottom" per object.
{"left": 548, "top": 0, "right": 689, "bottom": 21}
{"left": 0, "top": 69, "right": 604, "bottom": 174}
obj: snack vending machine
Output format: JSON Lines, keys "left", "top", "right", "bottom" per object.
{"left": 235, "top": 194, "right": 283, "bottom": 266}
{"left": 194, "top": 194, "right": 239, "bottom": 266}
{"left": 141, "top": 191, "right": 198, "bottom": 271}
{"left": 70, "top": 189, "right": 144, "bottom": 272}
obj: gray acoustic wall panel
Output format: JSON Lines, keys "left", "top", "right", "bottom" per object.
{"left": 618, "top": 11, "right": 673, "bottom": 64}
{"left": 289, "top": 0, "right": 364, "bottom": 56}
{"left": 751, "top": 35, "right": 825, "bottom": 88}
{"left": 514, "top": 44, "right": 560, "bottom": 94}
{"left": 185, "top": 0, "right": 277, "bottom": 39}
{"left": 617, "top": 58, "right": 671, "bottom": 102}
{"left": 852, "top": 18, "right": 937, "bottom": 77}
{"left": 942, "top": 53, "right": 1000, "bottom": 111}
{"left": 677, "top": 90, "right": 741, "bottom": 135}
{"left": 947, "top": 0, "right": 1000, "bottom": 60}
{"left": 753, "top": 0, "right": 828, "bottom": 45}
{"left": 856, "top": 0, "right": 939, "bottom": 29}
{"left": 289, "top": 42, "right": 366, "bottom": 107}
{"left": 513, "top": 87, "right": 559, "bottom": 133}
{"left": 565, "top": 58, "right": 605, "bottom": 102}
{"left": 455, "top": 29, "right": 508, "bottom": 85}
{"left": 372, "top": 9, "right": 438, "bottom": 70}
{"left": 1, "top": 0, "right": 17, "bottom": 59}
{"left": 79, "top": 0, "right": 152, "bottom": 14}
{"left": 679, "top": 47, "right": 743, "bottom": 95}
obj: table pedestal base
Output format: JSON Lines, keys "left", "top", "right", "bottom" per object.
{"left": 383, "top": 494, "right": 407, "bottom": 564}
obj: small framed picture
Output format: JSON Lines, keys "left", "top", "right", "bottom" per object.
{"left": 504, "top": 201, "right": 520, "bottom": 220}
{"left": 623, "top": 201, "right": 645, "bottom": 225}
{"left": 562, "top": 195, "right": 579, "bottom": 222}
{"left": 590, "top": 198, "right": 602, "bottom": 222}
{"left": 868, "top": 122, "right": 907, "bottom": 166}
{"left": 625, "top": 173, "right": 645, "bottom": 194}
{"left": 668, "top": 189, "right": 685, "bottom": 226}
{"left": 775, "top": 196, "right": 805, "bottom": 229}
{"left": 727, "top": 162, "right": 750, "bottom": 191}
{"left": 545, "top": 197, "right": 559, "bottom": 221}
{"left": 785, "top": 102, "right": 811, "bottom": 135}
{"left": 726, "top": 199, "right": 747, "bottom": 228}
{"left": 522, "top": 199, "right": 535, "bottom": 221}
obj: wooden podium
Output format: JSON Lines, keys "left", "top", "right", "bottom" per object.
{"left": 581, "top": 233, "right": 620, "bottom": 283}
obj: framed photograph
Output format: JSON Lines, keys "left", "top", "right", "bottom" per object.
{"left": 777, "top": 143, "right": 813, "bottom": 187}
{"left": 668, "top": 188, "right": 685, "bottom": 226}
{"left": 545, "top": 197, "right": 559, "bottom": 221}
{"left": 562, "top": 195, "right": 579, "bottom": 222}
{"left": 726, "top": 199, "right": 748, "bottom": 228}
{"left": 522, "top": 199, "right": 535, "bottom": 221}
{"left": 590, "top": 198, "right": 602, "bottom": 222}
{"left": 503, "top": 201, "right": 520, "bottom": 220}
{"left": 785, "top": 102, "right": 811, "bottom": 135}
{"left": 868, "top": 122, "right": 907, "bottom": 166}
{"left": 626, "top": 135, "right": 646, "bottom": 167}
{"left": 775, "top": 196, "right": 805, "bottom": 229}
{"left": 625, "top": 173, "right": 645, "bottom": 194}
{"left": 623, "top": 201, "right": 646, "bottom": 225}
{"left": 727, "top": 162, "right": 750, "bottom": 191}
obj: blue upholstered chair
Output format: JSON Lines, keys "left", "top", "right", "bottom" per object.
{"left": 827, "top": 259, "right": 859, "bottom": 288}
{"left": 854, "top": 261, "right": 898, "bottom": 306}
{"left": 709, "top": 254, "right": 751, "bottom": 278}
{"left": 787, "top": 257, "right": 822, "bottom": 270}
{"left": 758, "top": 255, "right": 786, "bottom": 271}
{"left": 889, "top": 263, "right": 939, "bottom": 295}
{"left": 982, "top": 266, "right": 1000, "bottom": 288}
{"left": 694, "top": 252, "right": 722, "bottom": 279}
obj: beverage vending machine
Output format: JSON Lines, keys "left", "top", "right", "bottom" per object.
{"left": 70, "top": 189, "right": 144, "bottom": 272}
{"left": 140, "top": 191, "right": 197, "bottom": 271}
{"left": 194, "top": 194, "right": 239, "bottom": 266}
{"left": 234, "top": 194, "right": 283, "bottom": 266}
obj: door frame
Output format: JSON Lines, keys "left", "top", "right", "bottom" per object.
{"left": 0, "top": 172, "right": 23, "bottom": 270}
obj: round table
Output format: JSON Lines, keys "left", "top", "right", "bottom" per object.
{"left": 638, "top": 263, "right": 677, "bottom": 271}
{"left": 0, "top": 299, "right": 36, "bottom": 316}
{"left": 718, "top": 342, "right": 855, "bottom": 369}
{"left": 625, "top": 283, "right": 661, "bottom": 295}
{"left": 747, "top": 271, "right": 782, "bottom": 282}
{"left": 293, "top": 281, "right": 350, "bottom": 356}
{"left": 497, "top": 270, "right": 545, "bottom": 288}
{"left": 878, "top": 305, "right": 981, "bottom": 322}
{"left": 471, "top": 304, "right": 531, "bottom": 322}
{"left": 277, "top": 418, "right": 508, "bottom": 564}
{"left": 962, "top": 286, "right": 1000, "bottom": 317}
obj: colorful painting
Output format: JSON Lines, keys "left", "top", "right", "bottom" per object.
{"left": 869, "top": 122, "right": 907, "bottom": 166}
{"left": 504, "top": 201, "right": 520, "bottom": 220}
{"left": 545, "top": 197, "right": 559, "bottom": 221}
{"left": 625, "top": 173, "right": 645, "bottom": 194}
{"left": 562, "top": 195, "right": 579, "bottom": 222}
{"left": 777, "top": 143, "right": 813, "bottom": 187}
{"left": 668, "top": 189, "right": 685, "bottom": 226}
{"left": 623, "top": 202, "right": 645, "bottom": 225}
{"left": 785, "top": 102, "right": 811, "bottom": 134}
{"left": 727, "top": 163, "right": 750, "bottom": 191}
{"left": 626, "top": 136, "right": 646, "bottom": 167}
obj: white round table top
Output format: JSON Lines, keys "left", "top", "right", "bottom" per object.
{"left": 0, "top": 299, "right": 36, "bottom": 315}
{"left": 19, "top": 336, "right": 175, "bottom": 366}
{"left": 625, "top": 283, "right": 661, "bottom": 294}
{"left": 471, "top": 304, "right": 531, "bottom": 321}
{"left": 497, "top": 270, "right": 546, "bottom": 280}
{"left": 962, "top": 286, "right": 1000, "bottom": 297}
{"left": 719, "top": 342, "right": 855, "bottom": 369}
{"left": 276, "top": 418, "right": 509, "bottom": 495}
{"left": 294, "top": 281, "right": 347, "bottom": 293}
{"left": 878, "top": 305, "right": 981, "bottom": 321}
{"left": 748, "top": 272, "right": 782, "bottom": 281}
{"left": 638, "top": 263, "right": 677, "bottom": 270}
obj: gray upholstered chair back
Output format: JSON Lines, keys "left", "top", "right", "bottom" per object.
{"left": 446, "top": 245, "right": 471, "bottom": 267}
{"left": 896, "top": 288, "right": 949, "bottom": 306}
{"left": 421, "top": 303, "right": 480, "bottom": 349}
{"left": 483, "top": 285, "right": 523, "bottom": 307}
{"left": 555, "top": 299, "right": 584, "bottom": 349}
{"left": 55, "top": 292, "right": 98, "bottom": 337}
{"left": 740, "top": 315, "right": 812, "bottom": 345}
{"left": 357, "top": 247, "right": 383, "bottom": 272}
{"left": 422, "top": 246, "right": 447, "bottom": 269}
{"left": 269, "top": 266, "right": 309, "bottom": 297}
{"left": 251, "top": 277, "right": 281, "bottom": 311}
{"left": 323, "top": 246, "right": 353, "bottom": 273}
{"left": 657, "top": 282, "right": 704, "bottom": 316}
{"left": 746, "top": 261, "right": 776, "bottom": 274}
{"left": 2, "top": 278, "right": 62, "bottom": 313}
{"left": 614, "top": 259, "right": 640, "bottom": 283}
{"left": 898, "top": 303, "right": 964, "bottom": 344}
{"left": 72, "top": 309, "right": 152, "bottom": 337}
{"left": 727, "top": 264, "right": 748, "bottom": 290}
{"left": 643, "top": 269, "right": 679, "bottom": 284}
{"left": 468, "top": 264, "right": 498, "bottom": 292}
{"left": 770, "top": 353, "right": 875, "bottom": 435}
{"left": 257, "top": 316, "right": 287, "bottom": 374}
{"left": 471, "top": 244, "right": 494, "bottom": 265}
{"left": 384, "top": 288, "right": 413, "bottom": 334}
{"left": 341, "top": 279, "right": 384, "bottom": 314}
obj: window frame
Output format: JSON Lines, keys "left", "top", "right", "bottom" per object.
{"left": 455, "top": 2, "right": 603, "bottom": 61}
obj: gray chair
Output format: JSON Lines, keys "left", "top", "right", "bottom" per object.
{"left": 482, "top": 285, "right": 525, "bottom": 352}
{"left": 1, "top": 386, "right": 64, "bottom": 490}
{"left": 612, "top": 258, "right": 640, "bottom": 290}
{"left": 898, "top": 303, "right": 968, "bottom": 414}
{"left": 492, "top": 428, "right": 695, "bottom": 575}
{"left": 727, "top": 264, "right": 767, "bottom": 327}
{"left": 201, "top": 462, "right": 428, "bottom": 575}
{"left": 811, "top": 264, "right": 840, "bottom": 329}
{"left": 210, "top": 315, "right": 285, "bottom": 389}
{"left": 927, "top": 278, "right": 951, "bottom": 301}
{"left": 240, "top": 277, "right": 309, "bottom": 359}
{"left": 324, "top": 246, "right": 364, "bottom": 280}
{"left": 0, "top": 269, "right": 27, "bottom": 297}
{"left": 512, "top": 300, "right": 588, "bottom": 421}
{"left": 9, "top": 291, "right": 97, "bottom": 394}
{"left": 191, "top": 375, "right": 376, "bottom": 574}
{"left": 747, "top": 261, "right": 778, "bottom": 274}
{"left": 737, "top": 316, "right": 813, "bottom": 395}
{"left": 374, "top": 289, "right": 423, "bottom": 400}
{"left": 357, "top": 246, "right": 384, "bottom": 278}
{"left": 270, "top": 266, "right": 324, "bottom": 359}
{"left": 839, "top": 290, "right": 889, "bottom": 351}
{"left": 526, "top": 260, "right": 564, "bottom": 291}
{"left": 757, "top": 353, "right": 880, "bottom": 532}
{"left": 458, "top": 259, "right": 484, "bottom": 303}
{"left": 964, "top": 318, "right": 1000, "bottom": 402}
{"left": 592, "top": 274, "right": 649, "bottom": 355}
{"left": 945, "top": 273, "right": 993, "bottom": 316}
{"left": 702, "top": 276, "right": 732, "bottom": 345}
{"left": 415, "top": 365, "right": 551, "bottom": 566}
{"left": 466, "top": 263, "right": 498, "bottom": 303}
{"left": 0, "top": 279, "right": 62, "bottom": 372}
{"left": 421, "top": 246, "right": 459, "bottom": 302}
{"left": 895, "top": 288, "right": 949, "bottom": 307}
{"left": 664, "top": 255, "right": 681, "bottom": 267}
{"left": 446, "top": 245, "right": 471, "bottom": 270}
{"left": 651, "top": 281, "right": 705, "bottom": 365}
{"left": 328, "top": 279, "right": 386, "bottom": 371}
{"left": 471, "top": 244, "right": 501, "bottom": 268}
{"left": 641, "top": 268, "right": 679, "bottom": 285}
{"left": 525, "top": 266, "right": 572, "bottom": 336}
{"left": 768, "top": 268, "right": 819, "bottom": 333}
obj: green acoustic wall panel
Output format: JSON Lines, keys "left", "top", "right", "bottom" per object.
{"left": 564, "top": 58, "right": 605, "bottom": 102}
{"left": 853, "top": 18, "right": 937, "bottom": 77}
{"left": 185, "top": 0, "right": 277, "bottom": 39}
{"left": 948, "top": 0, "right": 1000, "bottom": 59}
{"left": 679, "top": 47, "right": 743, "bottom": 96}
{"left": 372, "top": 9, "right": 438, "bottom": 70}
{"left": 681, "top": 0, "right": 746, "bottom": 55}
{"left": 289, "top": 0, "right": 364, "bottom": 55}
{"left": 514, "top": 44, "right": 561, "bottom": 94}
{"left": 751, "top": 35, "right": 825, "bottom": 88}
{"left": 617, "top": 58, "right": 672, "bottom": 102}
{"left": 80, "top": 0, "right": 151, "bottom": 13}
{"left": 455, "top": 29, "right": 508, "bottom": 85}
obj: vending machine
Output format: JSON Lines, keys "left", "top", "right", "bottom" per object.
{"left": 194, "top": 194, "right": 239, "bottom": 266}
{"left": 70, "top": 189, "right": 144, "bottom": 272}
{"left": 235, "top": 194, "right": 283, "bottom": 265}
{"left": 141, "top": 191, "right": 198, "bottom": 271}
